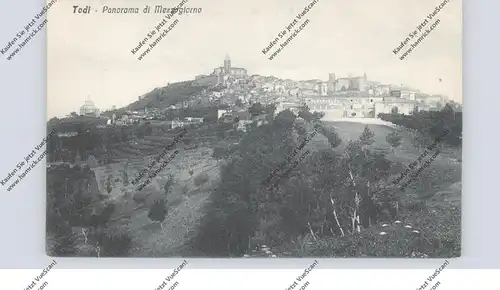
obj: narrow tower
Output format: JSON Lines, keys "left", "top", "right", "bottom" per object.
{"left": 224, "top": 53, "right": 231, "bottom": 75}
{"left": 328, "top": 73, "right": 336, "bottom": 96}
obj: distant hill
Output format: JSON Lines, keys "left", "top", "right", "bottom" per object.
{"left": 47, "top": 80, "right": 211, "bottom": 128}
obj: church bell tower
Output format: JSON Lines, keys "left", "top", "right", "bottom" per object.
{"left": 224, "top": 53, "right": 231, "bottom": 75}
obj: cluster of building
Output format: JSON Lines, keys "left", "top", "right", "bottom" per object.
{"left": 163, "top": 117, "right": 204, "bottom": 129}
{"left": 75, "top": 54, "right": 453, "bottom": 131}
{"left": 189, "top": 54, "right": 449, "bottom": 121}
{"left": 78, "top": 98, "right": 164, "bottom": 127}
{"left": 296, "top": 74, "right": 446, "bottom": 119}
{"left": 216, "top": 109, "right": 269, "bottom": 132}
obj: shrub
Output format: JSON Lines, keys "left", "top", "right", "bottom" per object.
{"left": 105, "top": 175, "right": 113, "bottom": 193}
{"left": 386, "top": 131, "right": 403, "bottom": 151}
{"left": 46, "top": 228, "right": 78, "bottom": 257}
{"left": 359, "top": 126, "right": 375, "bottom": 147}
{"left": 99, "top": 232, "right": 134, "bottom": 257}
{"left": 133, "top": 192, "right": 148, "bottom": 204}
{"left": 286, "top": 204, "right": 460, "bottom": 258}
{"left": 148, "top": 200, "right": 167, "bottom": 225}
{"left": 194, "top": 172, "right": 209, "bottom": 187}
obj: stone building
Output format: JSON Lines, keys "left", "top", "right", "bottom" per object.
{"left": 374, "top": 100, "right": 417, "bottom": 116}
{"left": 274, "top": 101, "right": 302, "bottom": 116}
{"left": 195, "top": 54, "right": 248, "bottom": 86}
{"left": 212, "top": 54, "right": 247, "bottom": 79}
{"left": 327, "top": 73, "right": 368, "bottom": 93}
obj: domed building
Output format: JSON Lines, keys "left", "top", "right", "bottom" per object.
{"left": 79, "top": 98, "right": 100, "bottom": 117}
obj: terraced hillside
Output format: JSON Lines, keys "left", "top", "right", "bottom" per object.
{"left": 90, "top": 129, "right": 220, "bottom": 256}
{"left": 126, "top": 81, "right": 208, "bottom": 111}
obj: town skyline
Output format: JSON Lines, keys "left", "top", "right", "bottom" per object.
{"left": 49, "top": 61, "right": 460, "bottom": 119}
{"left": 47, "top": 0, "right": 461, "bottom": 118}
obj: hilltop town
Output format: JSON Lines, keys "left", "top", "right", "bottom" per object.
{"left": 69, "top": 54, "right": 457, "bottom": 128}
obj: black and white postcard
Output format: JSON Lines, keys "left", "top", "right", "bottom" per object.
{"left": 46, "top": 0, "right": 462, "bottom": 258}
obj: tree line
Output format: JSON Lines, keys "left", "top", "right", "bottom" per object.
{"left": 378, "top": 104, "right": 462, "bottom": 147}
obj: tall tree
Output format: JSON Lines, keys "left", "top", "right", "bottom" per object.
{"left": 386, "top": 131, "right": 403, "bottom": 154}
{"left": 163, "top": 174, "right": 174, "bottom": 198}
{"left": 337, "top": 140, "right": 394, "bottom": 233}
{"left": 122, "top": 170, "right": 129, "bottom": 186}
{"left": 105, "top": 175, "right": 113, "bottom": 194}
{"left": 298, "top": 104, "right": 314, "bottom": 122}
{"left": 359, "top": 125, "right": 375, "bottom": 148}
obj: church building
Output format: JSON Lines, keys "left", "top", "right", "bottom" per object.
{"left": 193, "top": 54, "right": 248, "bottom": 86}
{"left": 212, "top": 54, "right": 247, "bottom": 78}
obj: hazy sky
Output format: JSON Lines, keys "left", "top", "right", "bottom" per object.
{"left": 47, "top": 0, "right": 462, "bottom": 118}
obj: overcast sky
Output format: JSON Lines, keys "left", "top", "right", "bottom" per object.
{"left": 47, "top": 0, "right": 462, "bottom": 118}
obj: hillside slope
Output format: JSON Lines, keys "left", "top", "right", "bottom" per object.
{"left": 126, "top": 81, "right": 208, "bottom": 111}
